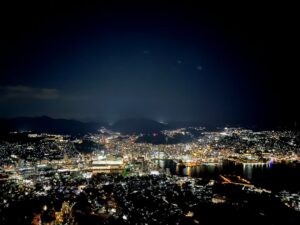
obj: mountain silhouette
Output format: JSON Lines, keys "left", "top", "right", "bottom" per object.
{"left": 0, "top": 116, "right": 105, "bottom": 135}
{"left": 111, "top": 118, "right": 167, "bottom": 134}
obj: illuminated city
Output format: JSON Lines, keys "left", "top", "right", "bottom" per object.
{"left": 0, "top": 2, "right": 299, "bottom": 225}
{"left": 0, "top": 125, "right": 299, "bottom": 224}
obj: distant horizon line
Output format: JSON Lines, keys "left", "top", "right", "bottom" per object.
{"left": 0, "top": 115, "right": 298, "bottom": 128}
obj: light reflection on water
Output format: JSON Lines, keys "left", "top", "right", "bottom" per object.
{"left": 155, "top": 159, "right": 300, "bottom": 192}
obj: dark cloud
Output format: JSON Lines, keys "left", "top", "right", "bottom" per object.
{"left": 0, "top": 86, "right": 59, "bottom": 100}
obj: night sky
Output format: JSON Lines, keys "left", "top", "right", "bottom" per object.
{"left": 0, "top": 2, "right": 298, "bottom": 126}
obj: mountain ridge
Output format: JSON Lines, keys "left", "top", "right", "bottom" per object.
{"left": 0, "top": 116, "right": 105, "bottom": 135}
{"left": 0, "top": 116, "right": 298, "bottom": 136}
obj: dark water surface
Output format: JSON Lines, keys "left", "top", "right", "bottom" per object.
{"left": 155, "top": 159, "right": 300, "bottom": 192}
